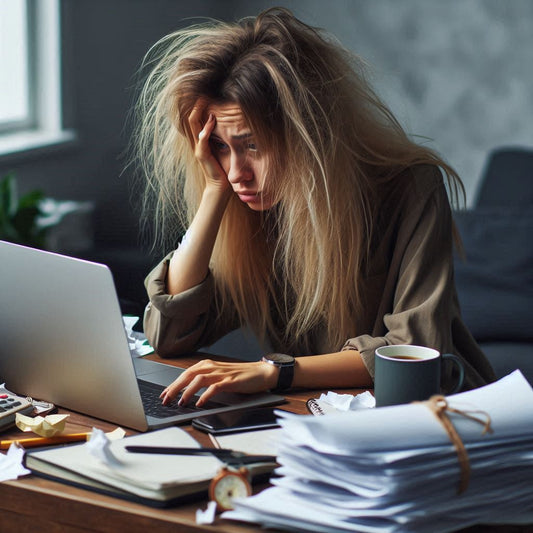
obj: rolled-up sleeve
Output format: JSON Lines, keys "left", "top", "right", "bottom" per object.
{"left": 143, "top": 253, "right": 223, "bottom": 356}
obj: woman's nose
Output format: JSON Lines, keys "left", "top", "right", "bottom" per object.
{"left": 227, "top": 154, "right": 253, "bottom": 184}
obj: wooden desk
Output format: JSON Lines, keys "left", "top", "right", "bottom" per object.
{"left": 0, "top": 353, "right": 345, "bottom": 533}
{"left": 0, "top": 353, "right": 530, "bottom": 533}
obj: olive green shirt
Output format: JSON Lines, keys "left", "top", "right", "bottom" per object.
{"left": 144, "top": 165, "right": 496, "bottom": 391}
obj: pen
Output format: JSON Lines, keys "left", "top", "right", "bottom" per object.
{"left": 0, "top": 432, "right": 91, "bottom": 450}
{"left": 125, "top": 445, "right": 277, "bottom": 465}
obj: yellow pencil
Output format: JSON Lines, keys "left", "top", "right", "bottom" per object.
{"left": 0, "top": 432, "right": 91, "bottom": 450}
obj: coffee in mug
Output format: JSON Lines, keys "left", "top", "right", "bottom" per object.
{"left": 374, "top": 345, "right": 465, "bottom": 407}
{"left": 386, "top": 355, "right": 423, "bottom": 361}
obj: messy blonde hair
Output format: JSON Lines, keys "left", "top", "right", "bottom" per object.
{"left": 132, "top": 7, "right": 464, "bottom": 353}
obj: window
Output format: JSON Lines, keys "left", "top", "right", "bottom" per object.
{"left": 0, "top": 0, "right": 30, "bottom": 131}
{"left": 0, "top": 0, "right": 75, "bottom": 160}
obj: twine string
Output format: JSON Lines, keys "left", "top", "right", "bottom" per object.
{"left": 418, "top": 395, "right": 493, "bottom": 495}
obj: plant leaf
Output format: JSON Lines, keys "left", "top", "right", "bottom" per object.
{"left": 18, "top": 189, "right": 45, "bottom": 209}
{"left": 0, "top": 173, "right": 18, "bottom": 218}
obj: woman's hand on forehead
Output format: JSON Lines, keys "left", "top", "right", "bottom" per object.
{"left": 188, "top": 99, "right": 232, "bottom": 193}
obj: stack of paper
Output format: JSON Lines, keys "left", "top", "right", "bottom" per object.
{"left": 225, "top": 370, "right": 533, "bottom": 532}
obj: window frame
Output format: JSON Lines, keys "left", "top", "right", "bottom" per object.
{"left": 0, "top": 0, "right": 76, "bottom": 162}
{"left": 0, "top": 0, "right": 32, "bottom": 134}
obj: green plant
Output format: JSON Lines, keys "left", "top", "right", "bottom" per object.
{"left": 0, "top": 172, "right": 47, "bottom": 248}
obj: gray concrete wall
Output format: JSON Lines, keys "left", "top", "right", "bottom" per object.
{"left": 2, "top": 0, "right": 531, "bottom": 245}
{"left": 231, "top": 0, "right": 533, "bottom": 205}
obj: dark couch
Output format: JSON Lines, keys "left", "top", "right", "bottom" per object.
{"left": 453, "top": 147, "right": 533, "bottom": 384}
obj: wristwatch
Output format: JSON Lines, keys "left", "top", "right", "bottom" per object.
{"left": 261, "top": 353, "right": 295, "bottom": 392}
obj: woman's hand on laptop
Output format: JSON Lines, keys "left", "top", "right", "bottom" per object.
{"left": 159, "top": 359, "right": 278, "bottom": 407}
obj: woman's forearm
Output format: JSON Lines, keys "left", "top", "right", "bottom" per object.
{"left": 292, "top": 349, "right": 373, "bottom": 389}
{"left": 163, "top": 349, "right": 373, "bottom": 406}
{"left": 167, "top": 187, "right": 230, "bottom": 295}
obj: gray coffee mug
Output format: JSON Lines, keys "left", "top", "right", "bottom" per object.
{"left": 374, "top": 345, "right": 465, "bottom": 407}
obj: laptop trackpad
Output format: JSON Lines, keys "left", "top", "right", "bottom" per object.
{"left": 133, "top": 358, "right": 184, "bottom": 386}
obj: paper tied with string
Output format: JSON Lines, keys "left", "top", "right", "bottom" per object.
{"left": 223, "top": 371, "right": 533, "bottom": 532}
{"left": 15, "top": 413, "right": 70, "bottom": 437}
{"left": 417, "top": 394, "right": 492, "bottom": 494}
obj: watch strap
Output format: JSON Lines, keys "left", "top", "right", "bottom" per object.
{"left": 261, "top": 353, "right": 295, "bottom": 392}
{"left": 276, "top": 361, "right": 294, "bottom": 392}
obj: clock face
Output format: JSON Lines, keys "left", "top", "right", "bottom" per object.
{"left": 211, "top": 472, "right": 251, "bottom": 511}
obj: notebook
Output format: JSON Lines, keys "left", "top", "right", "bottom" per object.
{"left": 24, "top": 426, "right": 277, "bottom": 507}
{"left": 0, "top": 240, "right": 285, "bottom": 431}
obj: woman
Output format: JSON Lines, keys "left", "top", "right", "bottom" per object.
{"left": 133, "top": 8, "right": 495, "bottom": 407}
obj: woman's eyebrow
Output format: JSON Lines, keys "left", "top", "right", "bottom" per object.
{"left": 210, "top": 132, "right": 252, "bottom": 142}
{"left": 231, "top": 132, "right": 253, "bottom": 140}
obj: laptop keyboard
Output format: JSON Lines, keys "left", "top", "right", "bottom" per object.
{"left": 137, "top": 379, "right": 225, "bottom": 419}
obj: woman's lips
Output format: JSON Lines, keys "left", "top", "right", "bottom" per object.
{"left": 237, "top": 192, "right": 259, "bottom": 203}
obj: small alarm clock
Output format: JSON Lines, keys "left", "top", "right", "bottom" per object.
{"left": 208, "top": 465, "right": 252, "bottom": 511}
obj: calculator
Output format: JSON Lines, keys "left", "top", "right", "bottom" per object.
{"left": 0, "top": 384, "right": 34, "bottom": 431}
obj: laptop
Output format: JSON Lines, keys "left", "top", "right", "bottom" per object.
{"left": 0, "top": 240, "right": 285, "bottom": 431}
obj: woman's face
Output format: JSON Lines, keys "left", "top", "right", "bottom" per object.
{"left": 207, "top": 102, "right": 277, "bottom": 211}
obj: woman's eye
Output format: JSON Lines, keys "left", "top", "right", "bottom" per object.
{"left": 210, "top": 139, "right": 229, "bottom": 153}
{"left": 246, "top": 142, "right": 258, "bottom": 152}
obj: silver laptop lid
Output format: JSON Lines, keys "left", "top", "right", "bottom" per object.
{"left": 0, "top": 240, "right": 149, "bottom": 430}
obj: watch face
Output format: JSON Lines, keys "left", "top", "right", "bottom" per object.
{"left": 265, "top": 353, "right": 294, "bottom": 365}
{"left": 211, "top": 472, "right": 251, "bottom": 511}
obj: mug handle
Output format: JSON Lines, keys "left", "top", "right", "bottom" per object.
{"left": 442, "top": 353, "right": 465, "bottom": 394}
